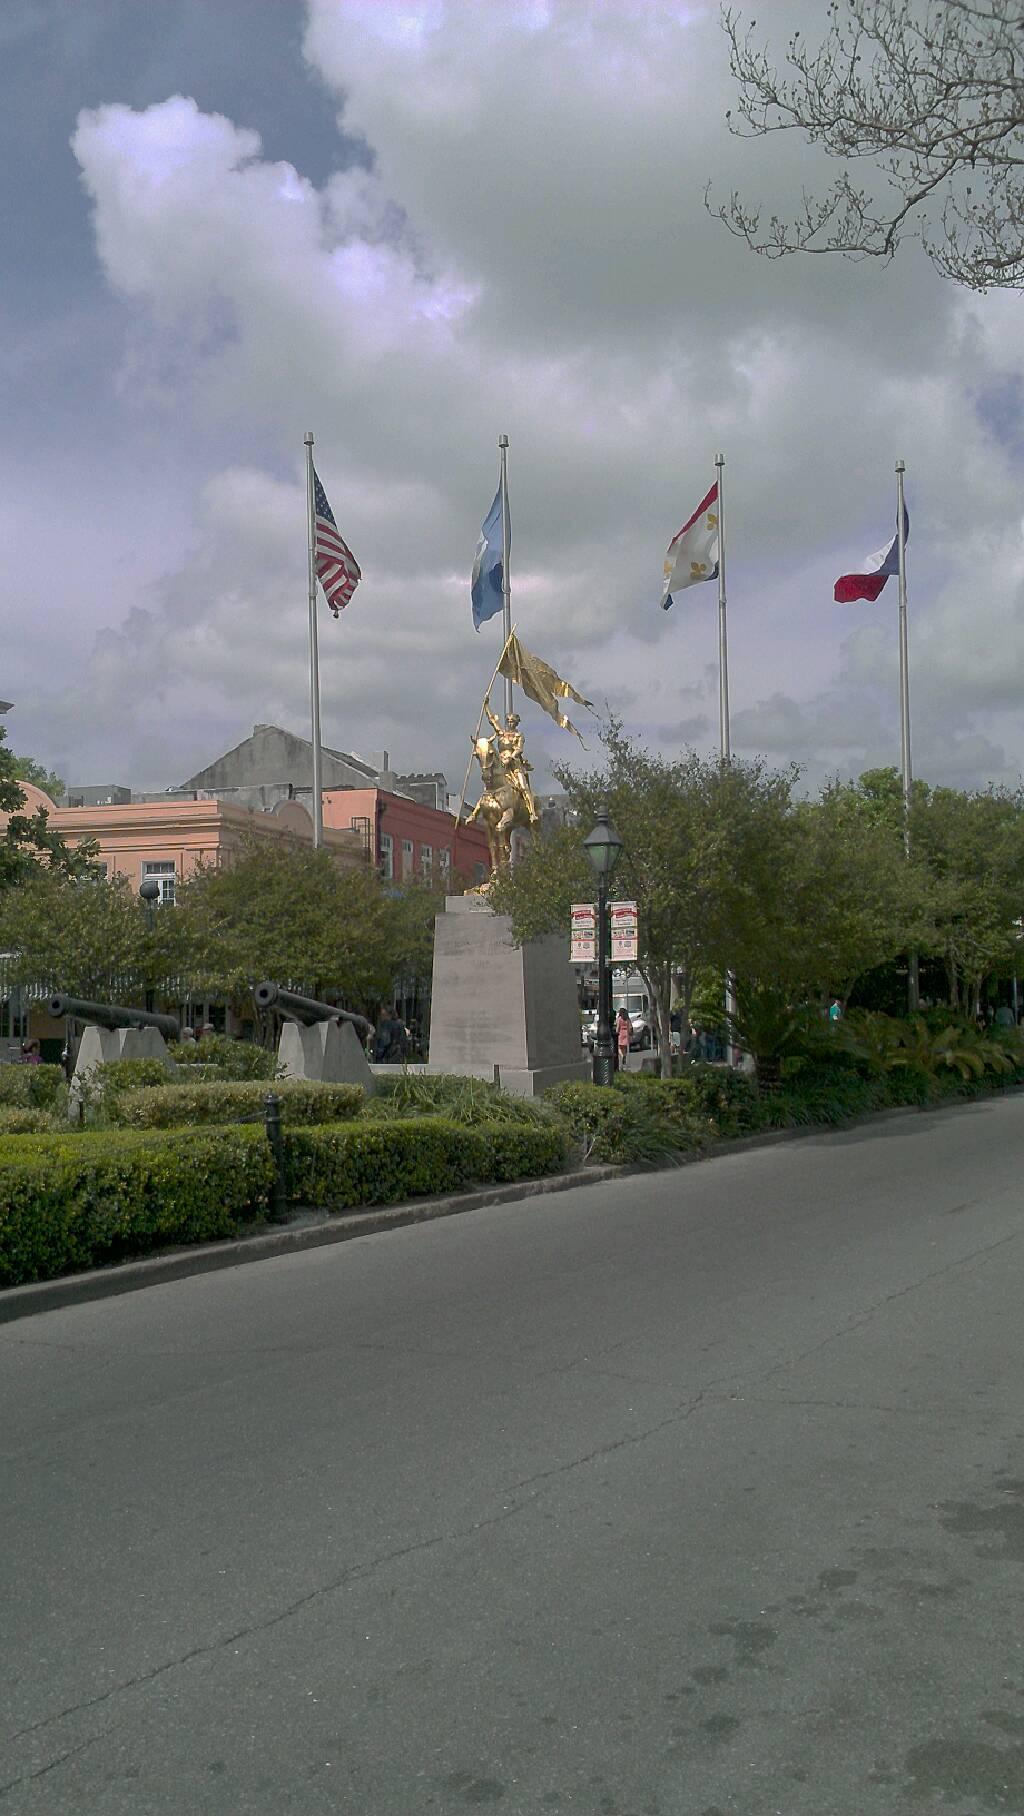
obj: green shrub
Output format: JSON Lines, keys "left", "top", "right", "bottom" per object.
{"left": 614, "top": 1066, "right": 763, "bottom": 1138}
{"left": 761, "top": 1064, "right": 887, "bottom": 1127}
{"left": 0, "top": 1063, "right": 65, "bottom": 1111}
{"left": 0, "top": 1107, "right": 59, "bottom": 1135}
{"left": 0, "top": 1125, "right": 274, "bottom": 1287}
{"left": 168, "top": 1036, "right": 279, "bottom": 1080}
{"left": 282, "top": 1115, "right": 567, "bottom": 1208}
{"left": 544, "top": 1081, "right": 697, "bottom": 1165}
{"left": 109, "top": 1078, "right": 365, "bottom": 1130}
{"left": 882, "top": 1065, "right": 934, "bottom": 1107}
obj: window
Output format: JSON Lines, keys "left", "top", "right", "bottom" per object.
{"left": 142, "top": 859, "right": 176, "bottom": 906}
{"left": 420, "top": 844, "right": 433, "bottom": 879}
{"left": 380, "top": 832, "right": 394, "bottom": 881}
{"left": 439, "top": 847, "right": 451, "bottom": 883}
{"left": 402, "top": 839, "right": 414, "bottom": 881}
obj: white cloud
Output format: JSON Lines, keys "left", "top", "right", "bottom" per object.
{"left": 5, "top": 0, "right": 1022, "bottom": 797}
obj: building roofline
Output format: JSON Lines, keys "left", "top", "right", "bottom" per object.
{"left": 181, "top": 724, "right": 379, "bottom": 788}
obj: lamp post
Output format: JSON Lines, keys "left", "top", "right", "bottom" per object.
{"left": 583, "top": 806, "right": 624, "bottom": 1087}
{"left": 138, "top": 877, "right": 160, "bottom": 1014}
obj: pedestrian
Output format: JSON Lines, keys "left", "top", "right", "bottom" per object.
{"left": 995, "top": 1003, "right": 1016, "bottom": 1029}
{"left": 373, "top": 1006, "right": 408, "bottom": 1065}
{"left": 828, "top": 997, "right": 844, "bottom": 1023}
{"left": 615, "top": 1007, "right": 632, "bottom": 1071}
{"left": 20, "top": 1039, "right": 41, "bottom": 1066}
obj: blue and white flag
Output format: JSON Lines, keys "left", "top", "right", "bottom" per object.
{"left": 471, "top": 487, "right": 504, "bottom": 631}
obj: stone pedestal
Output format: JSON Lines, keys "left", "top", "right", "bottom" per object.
{"left": 277, "top": 1018, "right": 376, "bottom": 1093}
{"left": 71, "top": 1025, "right": 173, "bottom": 1115}
{"left": 428, "top": 895, "right": 589, "bottom": 1097}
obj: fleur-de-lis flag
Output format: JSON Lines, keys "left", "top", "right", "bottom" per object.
{"left": 660, "top": 482, "right": 719, "bottom": 611}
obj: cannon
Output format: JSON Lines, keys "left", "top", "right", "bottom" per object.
{"left": 50, "top": 995, "right": 179, "bottom": 1114}
{"left": 253, "top": 982, "right": 372, "bottom": 1037}
{"left": 49, "top": 996, "right": 180, "bottom": 1042}
{"left": 253, "top": 981, "right": 375, "bottom": 1092}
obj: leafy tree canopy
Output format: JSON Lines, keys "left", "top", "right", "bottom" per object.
{"left": 8, "top": 753, "right": 64, "bottom": 801}
{"left": 0, "top": 727, "right": 97, "bottom": 892}
{"left": 175, "top": 840, "right": 443, "bottom": 1014}
{"left": 0, "top": 869, "right": 189, "bottom": 1002}
{"left": 491, "top": 721, "right": 799, "bottom": 1074}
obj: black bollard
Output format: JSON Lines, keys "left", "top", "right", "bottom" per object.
{"left": 263, "top": 1092, "right": 288, "bottom": 1223}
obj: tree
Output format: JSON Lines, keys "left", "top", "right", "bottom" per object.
{"left": 782, "top": 782, "right": 929, "bottom": 1000}
{"left": 711, "top": 1, "right": 1024, "bottom": 290}
{"left": 0, "top": 727, "right": 97, "bottom": 892}
{"left": 490, "top": 723, "right": 798, "bottom": 1077}
{"left": 175, "top": 841, "right": 406, "bottom": 1015}
{"left": 492, "top": 728, "right": 935, "bottom": 1079}
{"left": 9, "top": 754, "right": 65, "bottom": 801}
{"left": 0, "top": 870, "right": 189, "bottom": 1002}
{"left": 833, "top": 766, "right": 1024, "bottom": 1011}
{"left": 911, "top": 781, "right": 1024, "bottom": 1009}
{"left": 382, "top": 878, "right": 450, "bottom": 1009}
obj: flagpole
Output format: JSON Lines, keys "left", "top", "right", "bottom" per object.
{"left": 896, "top": 457, "right": 917, "bottom": 1011}
{"left": 716, "top": 452, "right": 738, "bottom": 1061}
{"left": 715, "top": 452, "right": 731, "bottom": 762}
{"left": 499, "top": 433, "right": 512, "bottom": 719}
{"left": 305, "top": 431, "right": 324, "bottom": 849}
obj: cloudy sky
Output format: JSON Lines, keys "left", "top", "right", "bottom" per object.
{"left": 3, "top": 0, "right": 1022, "bottom": 800}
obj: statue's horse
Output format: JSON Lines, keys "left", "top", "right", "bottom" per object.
{"left": 466, "top": 735, "right": 540, "bottom": 874}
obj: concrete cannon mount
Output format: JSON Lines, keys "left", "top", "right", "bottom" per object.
{"left": 277, "top": 1018, "right": 376, "bottom": 1092}
{"left": 422, "top": 894, "right": 589, "bottom": 1098}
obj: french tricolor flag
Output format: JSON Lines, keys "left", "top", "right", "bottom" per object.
{"left": 834, "top": 505, "right": 909, "bottom": 603}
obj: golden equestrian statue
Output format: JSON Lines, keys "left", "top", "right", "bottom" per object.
{"left": 465, "top": 707, "right": 541, "bottom": 877}
{"left": 457, "top": 628, "right": 591, "bottom": 885}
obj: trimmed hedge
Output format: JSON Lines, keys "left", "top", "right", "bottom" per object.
{"left": 0, "top": 1111, "right": 570, "bottom": 1286}
{"left": 109, "top": 1078, "right": 365, "bottom": 1130}
{"left": 167, "top": 1035, "right": 279, "bottom": 1081}
{"left": 0, "top": 1125, "right": 275, "bottom": 1287}
{"left": 282, "top": 1115, "right": 568, "bottom": 1208}
{"left": 0, "top": 1063, "right": 65, "bottom": 1111}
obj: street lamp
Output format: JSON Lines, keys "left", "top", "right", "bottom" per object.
{"left": 583, "top": 805, "right": 623, "bottom": 1087}
{"left": 138, "top": 877, "right": 160, "bottom": 1014}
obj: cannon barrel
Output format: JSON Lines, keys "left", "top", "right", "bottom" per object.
{"left": 254, "top": 982, "right": 372, "bottom": 1037}
{"left": 48, "top": 996, "right": 180, "bottom": 1040}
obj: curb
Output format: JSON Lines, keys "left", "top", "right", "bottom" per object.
{"left": 0, "top": 1164, "right": 623, "bottom": 1325}
{"left": 2, "top": 1086, "right": 1017, "bottom": 1324}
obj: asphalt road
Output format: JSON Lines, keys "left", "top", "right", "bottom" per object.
{"left": 2, "top": 1097, "right": 1024, "bottom": 1815}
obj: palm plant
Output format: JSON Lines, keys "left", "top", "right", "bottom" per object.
{"left": 725, "top": 981, "right": 826, "bottom": 1089}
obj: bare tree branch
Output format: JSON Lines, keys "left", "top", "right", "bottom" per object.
{"left": 709, "top": 0, "right": 1024, "bottom": 289}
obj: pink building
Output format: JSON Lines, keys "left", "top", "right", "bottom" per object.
{"left": 1, "top": 785, "right": 362, "bottom": 902}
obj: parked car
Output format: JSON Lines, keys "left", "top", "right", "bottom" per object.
{"left": 581, "top": 1007, "right": 653, "bottom": 1052}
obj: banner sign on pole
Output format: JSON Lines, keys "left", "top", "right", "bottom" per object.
{"left": 609, "top": 900, "right": 639, "bottom": 964}
{"left": 570, "top": 902, "right": 597, "bottom": 964}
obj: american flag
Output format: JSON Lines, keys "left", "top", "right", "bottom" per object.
{"left": 313, "top": 467, "right": 361, "bottom": 616}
